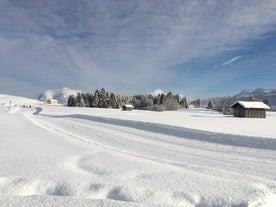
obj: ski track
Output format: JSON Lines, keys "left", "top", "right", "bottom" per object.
{"left": 45, "top": 114, "right": 276, "bottom": 150}
{"left": 27, "top": 112, "right": 276, "bottom": 180}
{"left": 1, "top": 105, "right": 276, "bottom": 207}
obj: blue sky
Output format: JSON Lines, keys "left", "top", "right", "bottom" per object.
{"left": 0, "top": 0, "right": 276, "bottom": 98}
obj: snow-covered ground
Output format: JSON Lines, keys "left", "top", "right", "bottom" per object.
{"left": 0, "top": 94, "right": 276, "bottom": 207}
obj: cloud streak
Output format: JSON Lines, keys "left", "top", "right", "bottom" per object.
{"left": 223, "top": 56, "right": 242, "bottom": 66}
{"left": 1, "top": 0, "right": 276, "bottom": 96}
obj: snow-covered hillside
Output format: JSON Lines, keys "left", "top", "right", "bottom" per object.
{"left": 1, "top": 94, "right": 276, "bottom": 207}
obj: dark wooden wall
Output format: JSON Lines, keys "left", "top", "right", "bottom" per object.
{"left": 233, "top": 107, "right": 266, "bottom": 118}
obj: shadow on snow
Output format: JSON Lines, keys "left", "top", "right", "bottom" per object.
{"left": 48, "top": 114, "right": 276, "bottom": 151}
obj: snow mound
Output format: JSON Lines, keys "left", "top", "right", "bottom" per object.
{"left": 0, "top": 177, "right": 72, "bottom": 197}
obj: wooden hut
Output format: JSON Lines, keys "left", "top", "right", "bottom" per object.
{"left": 230, "top": 101, "right": 270, "bottom": 118}
{"left": 47, "top": 99, "right": 58, "bottom": 105}
{"left": 122, "top": 104, "right": 134, "bottom": 111}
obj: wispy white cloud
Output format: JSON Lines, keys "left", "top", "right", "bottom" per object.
{"left": 223, "top": 56, "right": 242, "bottom": 66}
{"left": 1, "top": 0, "right": 276, "bottom": 95}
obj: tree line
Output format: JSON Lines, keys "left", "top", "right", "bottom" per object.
{"left": 67, "top": 88, "right": 189, "bottom": 111}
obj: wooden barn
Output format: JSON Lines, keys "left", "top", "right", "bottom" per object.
{"left": 230, "top": 101, "right": 270, "bottom": 118}
{"left": 122, "top": 104, "right": 134, "bottom": 111}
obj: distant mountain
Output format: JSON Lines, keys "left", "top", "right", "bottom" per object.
{"left": 202, "top": 88, "right": 276, "bottom": 110}
{"left": 38, "top": 87, "right": 81, "bottom": 104}
{"left": 234, "top": 88, "right": 276, "bottom": 99}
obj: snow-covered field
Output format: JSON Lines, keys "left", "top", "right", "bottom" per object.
{"left": 0, "top": 94, "right": 276, "bottom": 207}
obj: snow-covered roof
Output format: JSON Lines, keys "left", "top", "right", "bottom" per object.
{"left": 230, "top": 101, "right": 270, "bottom": 109}
{"left": 123, "top": 104, "right": 134, "bottom": 108}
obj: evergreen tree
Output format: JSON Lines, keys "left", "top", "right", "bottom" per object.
{"left": 67, "top": 95, "right": 72, "bottom": 106}
{"left": 87, "top": 93, "right": 94, "bottom": 107}
{"left": 153, "top": 94, "right": 161, "bottom": 105}
{"left": 110, "top": 92, "right": 117, "bottom": 108}
{"left": 98, "top": 88, "right": 106, "bottom": 108}
{"left": 248, "top": 96, "right": 257, "bottom": 101}
{"left": 67, "top": 95, "right": 76, "bottom": 106}
{"left": 180, "top": 96, "right": 189, "bottom": 109}
{"left": 263, "top": 98, "right": 272, "bottom": 109}
{"left": 92, "top": 90, "right": 100, "bottom": 107}
{"left": 76, "top": 92, "right": 85, "bottom": 107}
{"left": 164, "top": 92, "right": 179, "bottom": 110}
{"left": 99, "top": 90, "right": 108, "bottom": 108}
{"left": 147, "top": 95, "right": 154, "bottom": 109}
{"left": 67, "top": 89, "right": 186, "bottom": 111}
{"left": 160, "top": 94, "right": 166, "bottom": 105}
{"left": 207, "top": 100, "right": 214, "bottom": 109}
{"left": 81, "top": 93, "right": 89, "bottom": 107}
{"left": 190, "top": 99, "right": 200, "bottom": 108}
{"left": 105, "top": 91, "right": 110, "bottom": 108}
{"left": 219, "top": 99, "right": 232, "bottom": 115}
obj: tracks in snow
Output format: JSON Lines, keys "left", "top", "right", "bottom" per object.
{"left": 49, "top": 114, "right": 276, "bottom": 150}
{"left": 24, "top": 112, "right": 276, "bottom": 181}
{"left": 3, "top": 110, "right": 276, "bottom": 206}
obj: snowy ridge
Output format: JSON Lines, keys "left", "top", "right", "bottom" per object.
{"left": 0, "top": 94, "right": 276, "bottom": 207}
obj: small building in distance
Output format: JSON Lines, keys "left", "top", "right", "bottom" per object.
{"left": 47, "top": 99, "right": 58, "bottom": 105}
{"left": 230, "top": 101, "right": 270, "bottom": 118}
{"left": 122, "top": 104, "right": 134, "bottom": 111}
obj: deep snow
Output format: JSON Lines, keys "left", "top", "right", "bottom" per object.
{"left": 0, "top": 94, "right": 276, "bottom": 207}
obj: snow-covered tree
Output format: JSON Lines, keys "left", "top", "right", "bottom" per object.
{"left": 67, "top": 89, "right": 184, "bottom": 111}
{"left": 263, "top": 98, "right": 272, "bottom": 110}
{"left": 76, "top": 92, "right": 85, "bottom": 107}
{"left": 67, "top": 95, "right": 76, "bottom": 106}
{"left": 110, "top": 92, "right": 118, "bottom": 108}
{"left": 87, "top": 93, "right": 94, "bottom": 107}
{"left": 98, "top": 88, "right": 110, "bottom": 108}
{"left": 180, "top": 96, "right": 189, "bottom": 109}
{"left": 92, "top": 90, "right": 100, "bottom": 107}
{"left": 207, "top": 100, "right": 214, "bottom": 109}
{"left": 248, "top": 96, "right": 258, "bottom": 101}
{"left": 190, "top": 99, "right": 200, "bottom": 108}
{"left": 163, "top": 92, "right": 179, "bottom": 111}
{"left": 218, "top": 99, "right": 232, "bottom": 115}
